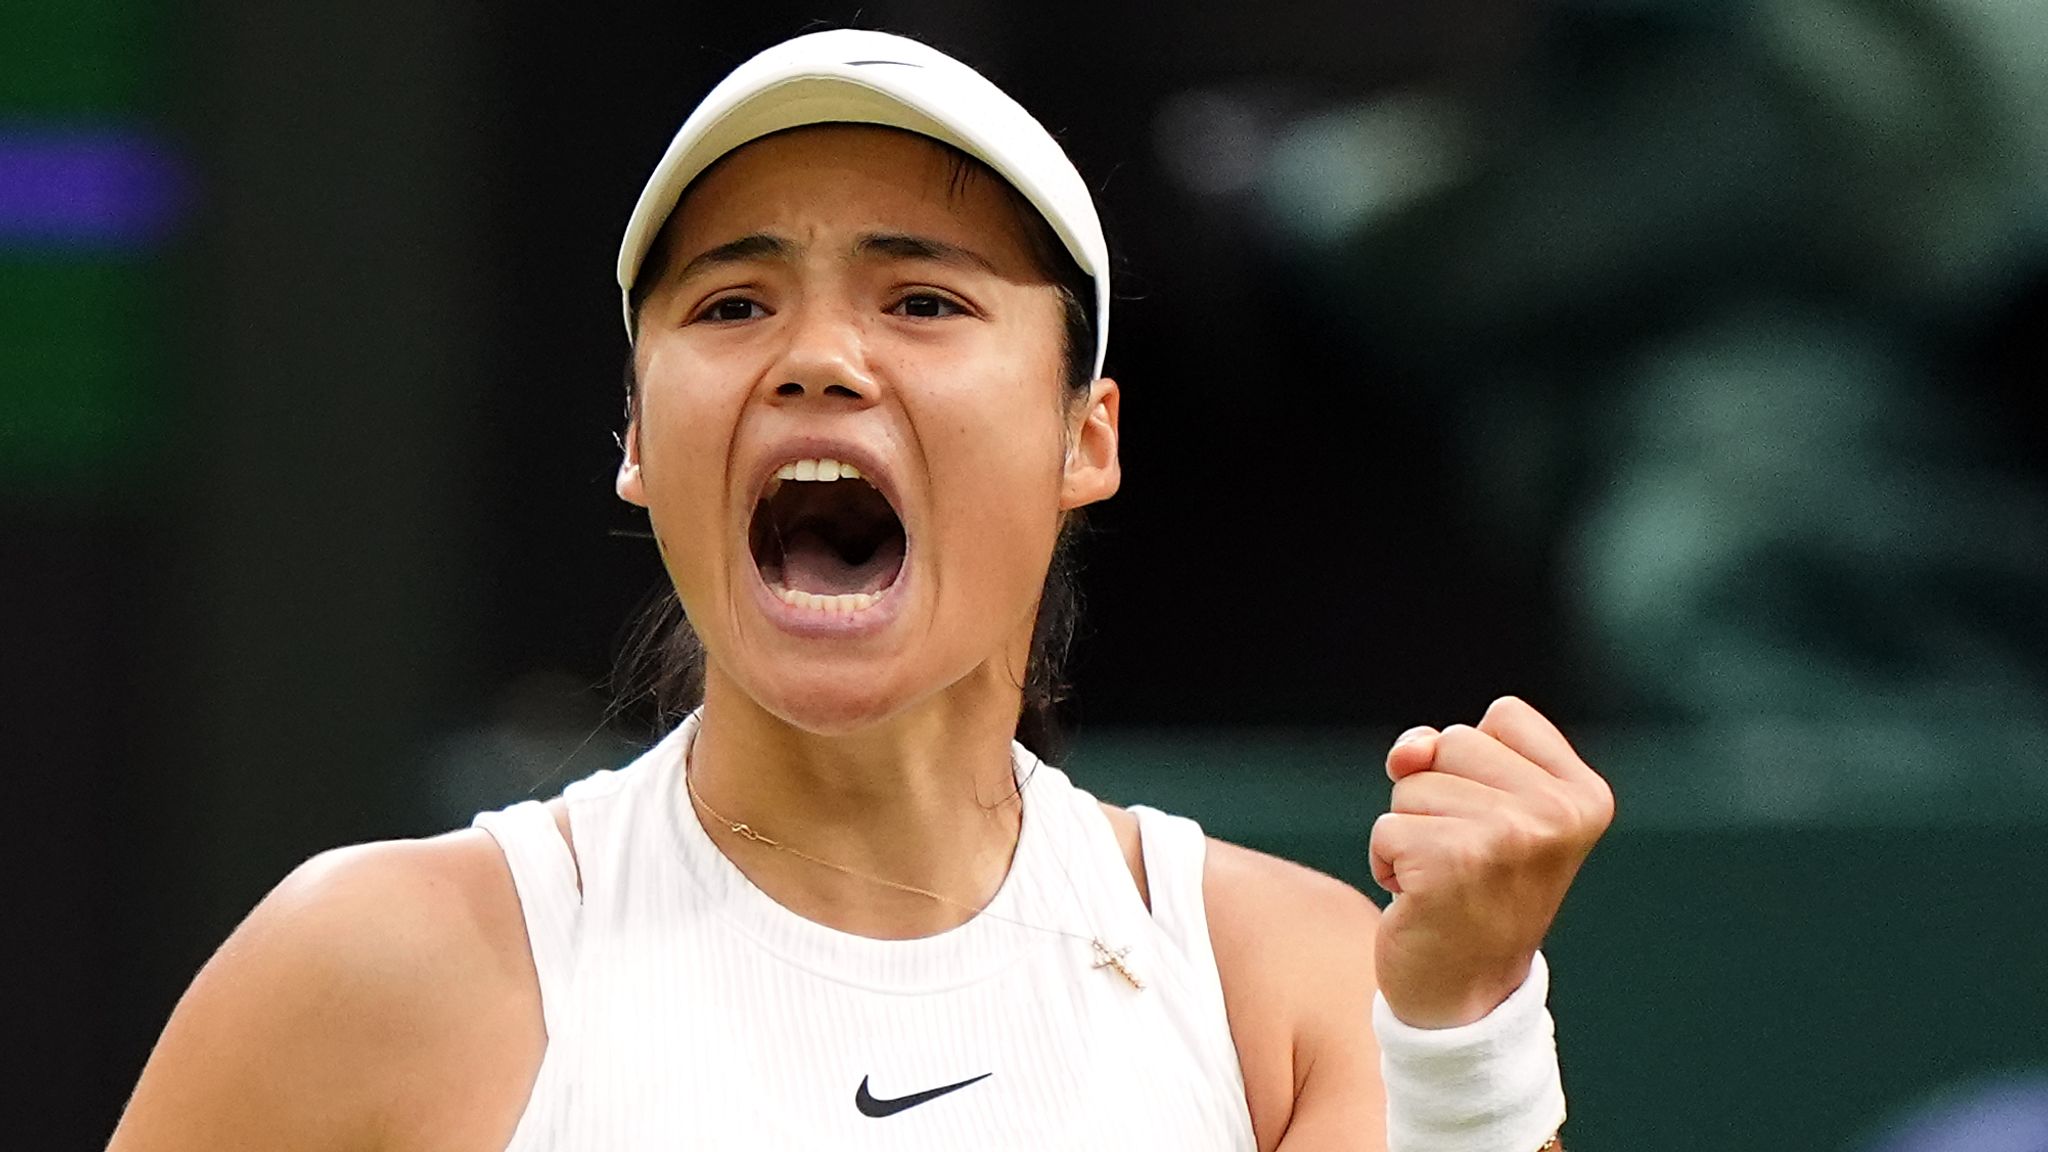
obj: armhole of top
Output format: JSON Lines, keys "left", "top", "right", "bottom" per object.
{"left": 472, "top": 799, "right": 582, "bottom": 1040}
{"left": 1126, "top": 805, "right": 1228, "bottom": 1015}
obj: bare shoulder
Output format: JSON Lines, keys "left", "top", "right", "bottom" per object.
{"left": 108, "top": 827, "right": 545, "bottom": 1152}
{"left": 1204, "top": 836, "right": 1382, "bottom": 988}
{"left": 1204, "top": 837, "right": 1387, "bottom": 1152}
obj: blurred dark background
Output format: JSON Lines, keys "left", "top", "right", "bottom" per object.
{"left": 4, "top": 1, "right": 2045, "bottom": 1149}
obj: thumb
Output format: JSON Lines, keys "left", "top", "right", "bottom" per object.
{"left": 1385, "top": 726, "right": 1440, "bottom": 782}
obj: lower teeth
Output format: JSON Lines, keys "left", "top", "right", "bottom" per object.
{"left": 770, "top": 585, "right": 883, "bottom": 614}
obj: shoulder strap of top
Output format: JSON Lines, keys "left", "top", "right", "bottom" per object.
{"left": 471, "top": 800, "right": 581, "bottom": 1040}
{"left": 1126, "top": 805, "right": 1228, "bottom": 1017}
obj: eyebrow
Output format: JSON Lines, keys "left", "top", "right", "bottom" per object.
{"left": 853, "top": 232, "right": 1000, "bottom": 275}
{"left": 672, "top": 233, "right": 795, "bottom": 283}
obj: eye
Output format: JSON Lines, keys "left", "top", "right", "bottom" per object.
{"left": 697, "top": 296, "right": 768, "bottom": 323}
{"left": 891, "top": 292, "right": 967, "bottom": 319}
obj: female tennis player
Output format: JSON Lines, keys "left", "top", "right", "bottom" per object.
{"left": 109, "top": 30, "right": 1611, "bottom": 1152}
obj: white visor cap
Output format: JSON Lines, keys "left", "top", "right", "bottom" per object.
{"left": 616, "top": 29, "right": 1110, "bottom": 379}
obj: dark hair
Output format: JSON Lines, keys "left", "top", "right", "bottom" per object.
{"left": 615, "top": 133, "right": 1099, "bottom": 762}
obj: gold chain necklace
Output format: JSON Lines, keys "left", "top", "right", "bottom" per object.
{"left": 684, "top": 768, "right": 1145, "bottom": 989}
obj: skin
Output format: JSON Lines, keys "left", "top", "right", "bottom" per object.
{"left": 107, "top": 126, "right": 1611, "bottom": 1152}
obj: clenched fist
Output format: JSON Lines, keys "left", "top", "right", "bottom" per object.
{"left": 1370, "top": 696, "right": 1614, "bottom": 1029}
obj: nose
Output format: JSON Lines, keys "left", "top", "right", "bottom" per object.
{"left": 761, "top": 298, "right": 879, "bottom": 408}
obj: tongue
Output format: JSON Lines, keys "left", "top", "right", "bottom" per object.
{"left": 777, "top": 528, "right": 904, "bottom": 596}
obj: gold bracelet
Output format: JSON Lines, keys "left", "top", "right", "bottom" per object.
{"left": 1536, "top": 1134, "right": 1560, "bottom": 1151}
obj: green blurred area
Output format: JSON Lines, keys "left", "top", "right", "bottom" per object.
{"left": 0, "top": 0, "right": 154, "bottom": 114}
{"left": 1247, "top": 0, "right": 2048, "bottom": 739}
{"left": 0, "top": 259, "right": 161, "bottom": 494}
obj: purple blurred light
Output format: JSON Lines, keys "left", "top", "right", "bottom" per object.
{"left": 0, "top": 128, "right": 188, "bottom": 247}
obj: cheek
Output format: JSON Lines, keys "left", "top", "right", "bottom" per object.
{"left": 635, "top": 355, "right": 747, "bottom": 593}
{"left": 921, "top": 381, "right": 1068, "bottom": 611}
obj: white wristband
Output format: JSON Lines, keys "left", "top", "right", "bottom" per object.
{"left": 1373, "top": 950, "right": 1567, "bottom": 1152}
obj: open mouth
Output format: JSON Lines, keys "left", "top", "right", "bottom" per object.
{"left": 749, "top": 457, "right": 907, "bottom": 613}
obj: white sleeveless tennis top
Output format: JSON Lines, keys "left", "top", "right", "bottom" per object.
{"left": 471, "top": 711, "right": 1258, "bottom": 1150}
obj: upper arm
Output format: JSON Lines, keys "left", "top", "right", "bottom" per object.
{"left": 106, "top": 832, "right": 544, "bottom": 1152}
{"left": 1206, "top": 839, "right": 1387, "bottom": 1152}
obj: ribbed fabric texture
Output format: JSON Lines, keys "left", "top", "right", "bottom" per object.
{"left": 471, "top": 712, "right": 1257, "bottom": 1150}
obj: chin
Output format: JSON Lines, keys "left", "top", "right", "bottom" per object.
{"left": 745, "top": 665, "right": 920, "bottom": 737}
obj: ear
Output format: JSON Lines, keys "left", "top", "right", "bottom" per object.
{"left": 1059, "top": 377, "right": 1120, "bottom": 511}
{"left": 615, "top": 419, "right": 648, "bottom": 506}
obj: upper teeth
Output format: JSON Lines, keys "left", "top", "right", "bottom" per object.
{"left": 775, "top": 457, "right": 862, "bottom": 482}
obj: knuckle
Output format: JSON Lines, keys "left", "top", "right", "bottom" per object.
{"left": 1535, "top": 780, "right": 1580, "bottom": 826}
{"left": 1591, "top": 775, "right": 1618, "bottom": 821}
{"left": 1570, "top": 775, "right": 1617, "bottom": 831}
{"left": 1496, "top": 811, "right": 1546, "bottom": 860}
{"left": 1370, "top": 810, "right": 1402, "bottom": 844}
{"left": 1495, "top": 800, "right": 1580, "bottom": 867}
{"left": 1502, "top": 776, "right": 1560, "bottom": 824}
{"left": 1448, "top": 830, "right": 1497, "bottom": 876}
{"left": 1389, "top": 774, "right": 1434, "bottom": 811}
{"left": 1437, "top": 724, "right": 1482, "bottom": 758}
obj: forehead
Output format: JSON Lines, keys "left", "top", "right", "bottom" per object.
{"left": 661, "top": 124, "right": 1043, "bottom": 273}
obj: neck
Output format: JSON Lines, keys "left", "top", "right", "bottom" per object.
{"left": 685, "top": 664, "right": 1028, "bottom": 940}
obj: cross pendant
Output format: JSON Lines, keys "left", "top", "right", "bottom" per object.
{"left": 1091, "top": 938, "right": 1145, "bottom": 989}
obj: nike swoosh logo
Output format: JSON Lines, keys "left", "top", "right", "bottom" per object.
{"left": 854, "top": 1072, "right": 992, "bottom": 1118}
